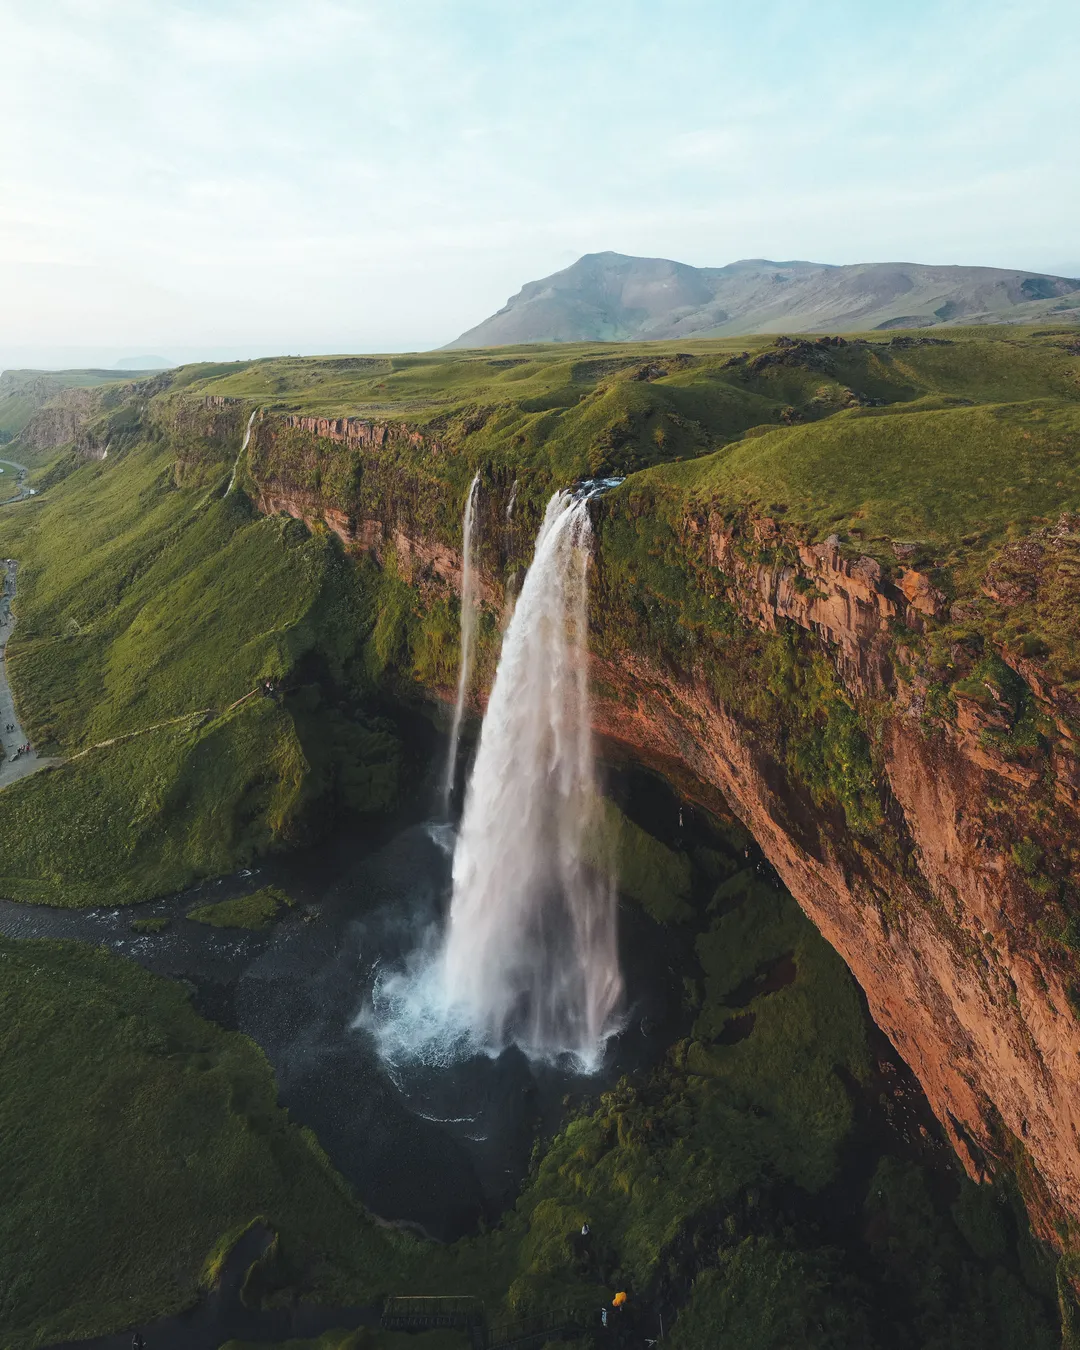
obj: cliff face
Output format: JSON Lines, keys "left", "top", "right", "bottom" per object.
{"left": 246, "top": 408, "right": 1080, "bottom": 1242}
{"left": 244, "top": 411, "right": 515, "bottom": 604}
{"left": 13, "top": 386, "right": 103, "bottom": 456}
{"left": 590, "top": 532, "right": 1080, "bottom": 1241}
{"left": 12, "top": 373, "right": 173, "bottom": 463}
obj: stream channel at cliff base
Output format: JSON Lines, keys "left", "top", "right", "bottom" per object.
{"left": 3, "top": 744, "right": 994, "bottom": 1350}
{"left": 0, "top": 761, "right": 690, "bottom": 1243}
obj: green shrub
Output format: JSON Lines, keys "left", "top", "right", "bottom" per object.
{"left": 131, "top": 917, "right": 170, "bottom": 934}
{"left": 1011, "top": 838, "right": 1044, "bottom": 876}
{"left": 668, "top": 1238, "right": 872, "bottom": 1350}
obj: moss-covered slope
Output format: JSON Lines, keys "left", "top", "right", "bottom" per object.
{"left": 0, "top": 414, "right": 401, "bottom": 904}
{"left": 0, "top": 938, "right": 417, "bottom": 1349}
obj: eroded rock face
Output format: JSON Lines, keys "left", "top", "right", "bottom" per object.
{"left": 280, "top": 413, "right": 443, "bottom": 456}
{"left": 254, "top": 482, "right": 466, "bottom": 595}
{"left": 13, "top": 387, "right": 102, "bottom": 455}
{"left": 590, "top": 644, "right": 1080, "bottom": 1239}
{"left": 591, "top": 502, "right": 1080, "bottom": 1242}
{"left": 245, "top": 414, "right": 506, "bottom": 602}
{"left": 245, "top": 414, "right": 1080, "bottom": 1241}
{"left": 12, "top": 374, "right": 172, "bottom": 459}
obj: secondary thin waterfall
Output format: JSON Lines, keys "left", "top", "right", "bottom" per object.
{"left": 225, "top": 408, "right": 258, "bottom": 496}
{"left": 441, "top": 473, "right": 481, "bottom": 811}
{"left": 441, "top": 490, "right": 622, "bottom": 1058}
{"left": 366, "top": 489, "right": 622, "bottom": 1068}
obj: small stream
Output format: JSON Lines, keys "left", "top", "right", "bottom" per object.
{"left": 4, "top": 754, "right": 977, "bottom": 1350}
{"left": 0, "top": 458, "right": 32, "bottom": 504}
{"left": 0, "top": 771, "right": 688, "bottom": 1243}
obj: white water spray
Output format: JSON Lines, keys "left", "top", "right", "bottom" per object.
{"left": 367, "top": 490, "right": 622, "bottom": 1068}
{"left": 442, "top": 490, "right": 622, "bottom": 1057}
{"left": 225, "top": 408, "right": 258, "bottom": 497}
{"left": 441, "top": 473, "right": 481, "bottom": 810}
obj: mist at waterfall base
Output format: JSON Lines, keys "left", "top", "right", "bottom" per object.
{"left": 363, "top": 490, "right": 624, "bottom": 1077}
{"left": 0, "top": 757, "right": 701, "bottom": 1238}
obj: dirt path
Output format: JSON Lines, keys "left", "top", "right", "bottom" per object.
{"left": 0, "top": 464, "right": 43, "bottom": 779}
{"left": 0, "top": 458, "right": 33, "bottom": 504}
{"left": 0, "top": 575, "right": 265, "bottom": 794}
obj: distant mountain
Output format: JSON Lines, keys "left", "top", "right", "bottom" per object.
{"left": 114, "top": 355, "right": 171, "bottom": 369}
{"left": 447, "top": 252, "right": 1080, "bottom": 347}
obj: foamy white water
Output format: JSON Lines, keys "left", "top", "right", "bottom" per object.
{"left": 442, "top": 473, "right": 481, "bottom": 810}
{"left": 366, "top": 490, "right": 622, "bottom": 1069}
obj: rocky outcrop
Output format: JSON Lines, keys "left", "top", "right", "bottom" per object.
{"left": 13, "top": 387, "right": 101, "bottom": 456}
{"left": 12, "top": 373, "right": 172, "bottom": 461}
{"left": 245, "top": 414, "right": 514, "bottom": 603}
{"left": 698, "top": 513, "right": 944, "bottom": 688}
{"left": 254, "top": 482, "right": 466, "bottom": 595}
{"left": 280, "top": 413, "right": 445, "bottom": 456}
{"left": 590, "top": 633, "right": 1080, "bottom": 1242}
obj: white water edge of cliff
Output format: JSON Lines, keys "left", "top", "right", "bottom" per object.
{"left": 361, "top": 490, "right": 623, "bottom": 1073}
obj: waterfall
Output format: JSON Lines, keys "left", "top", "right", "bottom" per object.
{"left": 441, "top": 473, "right": 481, "bottom": 811}
{"left": 366, "top": 489, "right": 622, "bottom": 1069}
{"left": 225, "top": 408, "right": 258, "bottom": 496}
{"left": 441, "top": 490, "right": 622, "bottom": 1058}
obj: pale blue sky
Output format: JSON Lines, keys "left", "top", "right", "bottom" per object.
{"left": 1, "top": 0, "right": 1077, "bottom": 366}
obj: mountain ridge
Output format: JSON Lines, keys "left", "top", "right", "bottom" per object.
{"left": 448, "top": 250, "right": 1080, "bottom": 347}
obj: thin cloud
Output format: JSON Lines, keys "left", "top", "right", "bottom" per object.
{"left": 0, "top": 0, "right": 1077, "bottom": 358}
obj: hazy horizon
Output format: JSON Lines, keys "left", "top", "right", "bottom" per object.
{"left": 3, "top": 0, "right": 1078, "bottom": 369}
